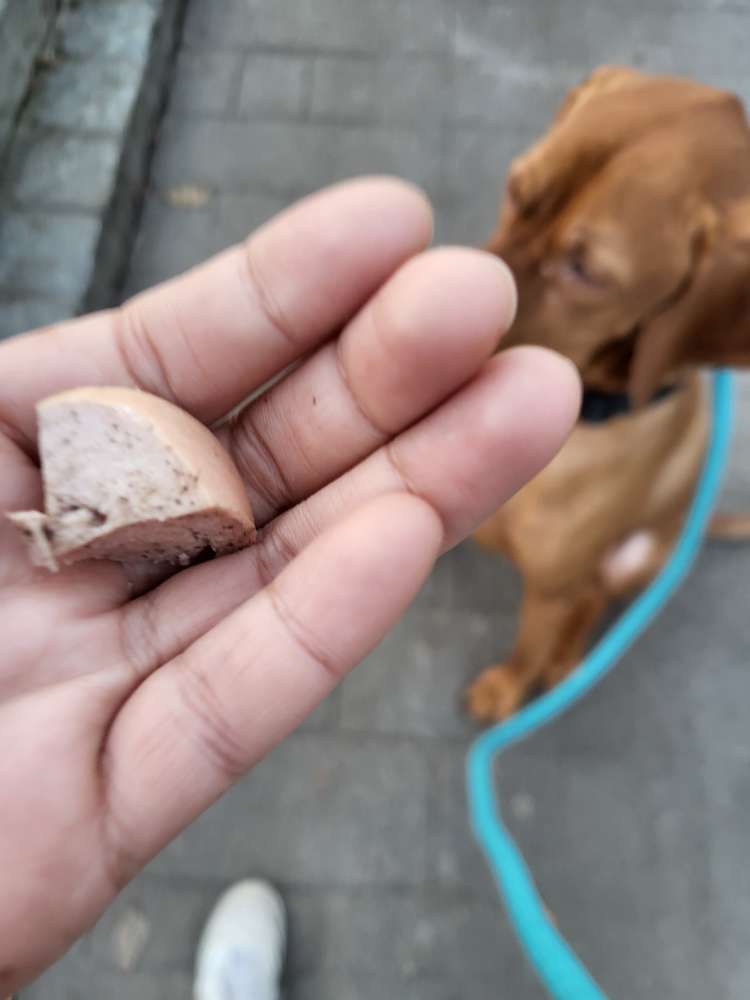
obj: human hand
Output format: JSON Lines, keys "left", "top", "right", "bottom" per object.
{"left": 0, "top": 178, "right": 579, "bottom": 992}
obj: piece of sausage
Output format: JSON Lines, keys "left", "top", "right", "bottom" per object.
{"left": 7, "top": 386, "right": 255, "bottom": 571}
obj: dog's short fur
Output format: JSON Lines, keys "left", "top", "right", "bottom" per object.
{"left": 467, "top": 66, "right": 750, "bottom": 722}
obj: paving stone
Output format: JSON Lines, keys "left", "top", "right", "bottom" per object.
{"left": 436, "top": 125, "right": 538, "bottom": 247}
{"left": 0, "top": 211, "right": 99, "bottom": 299}
{"left": 718, "top": 372, "right": 750, "bottom": 510}
{"left": 23, "top": 968, "right": 192, "bottom": 1000}
{"left": 627, "top": 8, "right": 750, "bottom": 105}
{"left": 124, "top": 189, "right": 288, "bottom": 292}
{"left": 151, "top": 115, "right": 442, "bottom": 198}
{"left": 677, "top": 546, "right": 750, "bottom": 999}
{"left": 26, "top": 57, "right": 143, "bottom": 132}
{"left": 82, "top": 876, "right": 215, "bottom": 975}
{"left": 8, "top": 131, "right": 120, "bottom": 210}
{"left": 340, "top": 607, "right": 507, "bottom": 739}
{"left": 0, "top": 297, "right": 73, "bottom": 339}
{"left": 81, "top": 0, "right": 187, "bottom": 313}
{"left": 405, "top": 895, "right": 542, "bottom": 996}
{"left": 295, "top": 688, "right": 341, "bottom": 733}
{"left": 287, "top": 888, "right": 422, "bottom": 979}
{"left": 497, "top": 753, "right": 710, "bottom": 1000}
{"left": 148, "top": 731, "right": 429, "bottom": 886}
{"left": 57, "top": 1, "right": 156, "bottom": 63}
{"left": 184, "top": 0, "right": 455, "bottom": 54}
{"left": 0, "top": 0, "right": 184, "bottom": 327}
{"left": 321, "top": 121, "right": 441, "bottom": 195}
{"left": 0, "top": 0, "right": 55, "bottom": 156}
{"left": 427, "top": 739, "right": 713, "bottom": 997}
{"left": 239, "top": 52, "right": 313, "bottom": 119}
{"left": 126, "top": 193, "right": 238, "bottom": 288}
{"left": 310, "top": 54, "right": 379, "bottom": 123}
{"left": 310, "top": 54, "right": 446, "bottom": 124}
{"left": 428, "top": 544, "right": 750, "bottom": 1000}
{"left": 290, "top": 969, "right": 534, "bottom": 1000}
{"left": 170, "top": 45, "right": 243, "bottom": 115}
{"left": 0, "top": 110, "right": 12, "bottom": 146}
{"left": 414, "top": 540, "right": 522, "bottom": 619}
{"left": 27, "top": 882, "right": 539, "bottom": 997}
{"left": 21, "top": 938, "right": 95, "bottom": 1000}
{"left": 21, "top": 875, "right": 228, "bottom": 998}
{"left": 454, "top": 2, "right": 750, "bottom": 107}
{"left": 289, "top": 889, "right": 537, "bottom": 991}
{"left": 151, "top": 116, "right": 324, "bottom": 194}
{"left": 425, "top": 743, "right": 501, "bottom": 903}
{"left": 449, "top": 56, "right": 570, "bottom": 129}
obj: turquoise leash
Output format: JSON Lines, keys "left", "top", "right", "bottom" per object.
{"left": 466, "top": 369, "right": 735, "bottom": 1000}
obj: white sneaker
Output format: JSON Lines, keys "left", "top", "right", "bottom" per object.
{"left": 193, "top": 879, "right": 286, "bottom": 1000}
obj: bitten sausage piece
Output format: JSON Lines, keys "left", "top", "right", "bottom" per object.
{"left": 7, "top": 386, "right": 256, "bottom": 572}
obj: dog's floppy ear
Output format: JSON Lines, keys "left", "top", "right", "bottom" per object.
{"left": 628, "top": 200, "right": 750, "bottom": 404}
{"left": 506, "top": 66, "right": 646, "bottom": 218}
{"left": 628, "top": 202, "right": 717, "bottom": 405}
{"left": 551, "top": 65, "right": 644, "bottom": 126}
{"left": 507, "top": 68, "right": 740, "bottom": 223}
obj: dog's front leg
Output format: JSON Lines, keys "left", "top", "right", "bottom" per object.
{"left": 465, "top": 583, "right": 606, "bottom": 723}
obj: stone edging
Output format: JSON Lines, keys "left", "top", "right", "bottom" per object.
{"left": 0, "top": 0, "right": 187, "bottom": 340}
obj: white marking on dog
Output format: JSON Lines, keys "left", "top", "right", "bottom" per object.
{"left": 602, "top": 531, "right": 656, "bottom": 588}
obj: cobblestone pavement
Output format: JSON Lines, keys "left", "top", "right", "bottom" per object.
{"left": 25, "top": 1, "right": 750, "bottom": 998}
{"left": 0, "top": 0, "right": 184, "bottom": 340}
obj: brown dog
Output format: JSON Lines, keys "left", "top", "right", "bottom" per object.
{"left": 466, "top": 66, "right": 750, "bottom": 722}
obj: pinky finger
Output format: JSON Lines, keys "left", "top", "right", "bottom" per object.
{"left": 101, "top": 493, "right": 442, "bottom": 877}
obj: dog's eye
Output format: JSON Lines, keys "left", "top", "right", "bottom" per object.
{"left": 561, "top": 242, "right": 603, "bottom": 288}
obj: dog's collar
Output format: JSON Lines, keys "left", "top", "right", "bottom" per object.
{"left": 579, "top": 383, "right": 680, "bottom": 423}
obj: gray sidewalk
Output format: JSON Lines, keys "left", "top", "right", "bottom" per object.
{"left": 25, "top": 1, "right": 750, "bottom": 998}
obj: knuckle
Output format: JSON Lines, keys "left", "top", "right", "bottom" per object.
{"left": 228, "top": 400, "right": 294, "bottom": 515}
{"left": 243, "top": 242, "right": 298, "bottom": 349}
{"left": 117, "top": 595, "right": 165, "bottom": 683}
{"left": 114, "top": 302, "right": 177, "bottom": 402}
{"left": 254, "top": 522, "right": 300, "bottom": 589}
{"left": 267, "top": 582, "right": 345, "bottom": 684}
{"left": 177, "top": 659, "right": 249, "bottom": 783}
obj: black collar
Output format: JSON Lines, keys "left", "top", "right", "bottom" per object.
{"left": 579, "top": 383, "right": 679, "bottom": 424}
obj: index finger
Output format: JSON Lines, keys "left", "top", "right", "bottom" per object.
{"left": 0, "top": 177, "right": 433, "bottom": 449}
{"left": 101, "top": 493, "right": 443, "bottom": 873}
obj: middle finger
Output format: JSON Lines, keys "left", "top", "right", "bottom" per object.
{"left": 218, "top": 246, "right": 516, "bottom": 525}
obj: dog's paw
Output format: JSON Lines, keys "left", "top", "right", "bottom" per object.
{"left": 465, "top": 665, "right": 525, "bottom": 723}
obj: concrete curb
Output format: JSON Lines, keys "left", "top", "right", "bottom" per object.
{"left": 0, "top": 0, "right": 57, "bottom": 165}
{"left": 0, "top": 0, "right": 188, "bottom": 339}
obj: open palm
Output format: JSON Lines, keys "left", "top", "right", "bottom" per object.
{"left": 0, "top": 178, "right": 579, "bottom": 993}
